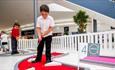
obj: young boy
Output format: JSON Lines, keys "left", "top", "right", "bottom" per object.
{"left": 11, "top": 23, "right": 20, "bottom": 55}
{"left": 0, "top": 31, "right": 9, "bottom": 52}
{"left": 32, "top": 5, "right": 55, "bottom": 63}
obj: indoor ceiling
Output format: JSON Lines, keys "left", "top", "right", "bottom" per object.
{"left": 0, "top": 0, "right": 74, "bottom": 30}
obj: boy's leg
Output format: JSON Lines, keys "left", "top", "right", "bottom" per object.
{"left": 2, "top": 46, "right": 5, "bottom": 52}
{"left": 2, "top": 43, "right": 6, "bottom": 52}
{"left": 34, "top": 38, "right": 45, "bottom": 62}
{"left": 45, "top": 36, "right": 52, "bottom": 63}
{"left": 4, "top": 44, "right": 9, "bottom": 52}
{"left": 11, "top": 37, "right": 17, "bottom": 54}
{"left": 6, "top": 44, "right": 9, "bottom": 52}
{"left": 0, "top": 41, "right": 1, "bottom": 51}
{"left": 15, "top": 40, "right": 18, "bottom": 53}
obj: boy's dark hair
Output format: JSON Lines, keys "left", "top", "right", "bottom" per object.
{"left": 40, "top": 4, "right": 49, "bottom": 13}
{"left": 13, "top": 22, "right": 20, "bottom": 27}
{"left": 1, "top": 31, "right": 5, "bottom": 34}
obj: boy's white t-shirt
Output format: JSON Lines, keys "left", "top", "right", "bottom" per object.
{"left": 1, "top": 34, "right": 8, "bottom": 43}
{"left": 36, "top": 15, "right": 55, "bottom": 37}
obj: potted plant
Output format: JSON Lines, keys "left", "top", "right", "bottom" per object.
{"left": 73, "top": 10, "right": 89, "bottom": 33}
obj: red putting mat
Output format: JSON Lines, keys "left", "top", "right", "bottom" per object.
{"left": 18, "top": 52, "right": 77, "bottom": 70}
{"left": 81, "top": 56, "right": 115, "bottom": 65}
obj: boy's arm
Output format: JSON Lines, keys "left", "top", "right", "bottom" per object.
{"left": 0, "top": 35, "right": 2, "bottom": 40}
{"left": 19, "top": 28, "right": 21, "bottom": 37}
{"left": 42, "top": 26, "right": 53, "bottom": 37}
{"left": 36, "top": 27, "right": 43, "bottom": 43}
{"left": 16, "top": 28, "right": 21, "bottom": 40}
{"left": 36, "top": 27, "right": 42, "bottom": 38}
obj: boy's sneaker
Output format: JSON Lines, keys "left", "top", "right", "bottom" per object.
{"left": 3, "top": 49, "right": 5, "bottom": 52}
{"left": 46, "top": 60, "right": 52, "bottom": 64}
{"left": 32, "top": 60, "right": 41, "bottom": 63}
{"left": 11, "top": 52, "right": 15, "bottom": 55}
{"left": 15, "top": 52, "right": 19, "bottom": 54}
{"left": 6, "top": 49, "right": 9, "bottom": 51}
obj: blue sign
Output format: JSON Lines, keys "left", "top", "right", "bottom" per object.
{"left": 88, "top": 43, "right": 100, "bottom": 56}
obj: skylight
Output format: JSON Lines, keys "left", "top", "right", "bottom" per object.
{"left": 48, "top": 3, "right": 74, "bottom": 12}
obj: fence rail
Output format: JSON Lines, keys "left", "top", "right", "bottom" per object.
{"left": 9, "top": 31, "right": 115, "bottom": 57}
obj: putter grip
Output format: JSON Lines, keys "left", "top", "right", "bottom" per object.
{"left": 38, "top": 38, "right": 41, "bottom": 43}
{"left": 38, "top": 36, "right": 43, "bottom": 43}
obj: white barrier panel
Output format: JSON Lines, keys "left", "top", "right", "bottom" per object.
{"left": 79, "top": 43, "right": 88, "bottom": 59}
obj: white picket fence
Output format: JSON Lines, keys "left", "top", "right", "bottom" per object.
{"left": 7, "top": 39, "right": 38, "bottom": 52}
{"left": 9, "top": 31, "right": 115, "bottom": 57}
{"left": 18, "top": 39, "right": 38, "bottom": 50}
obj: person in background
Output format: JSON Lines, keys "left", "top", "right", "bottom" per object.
{"left": 32, "top": 4, "right": 55, "bottom": 63}
{"left": 0, "top": 31, "right": 9, "bottom": 52}
{"left": 11, "top": 23, "right": 20, "bottom": 55}
{"left": 0, "top": 33, "right": 1, "bottom": 51}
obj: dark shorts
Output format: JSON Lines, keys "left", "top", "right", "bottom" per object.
{"left": 2, "top": 42, "right": 8, "bottom": 45}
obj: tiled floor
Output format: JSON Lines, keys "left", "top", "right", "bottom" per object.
{"left": 0, "top": 54, "right": 33, "bottom": 70}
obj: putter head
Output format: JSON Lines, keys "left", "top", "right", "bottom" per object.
{"left": 45, "top": 61, "right": 62, "bottom": 66}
